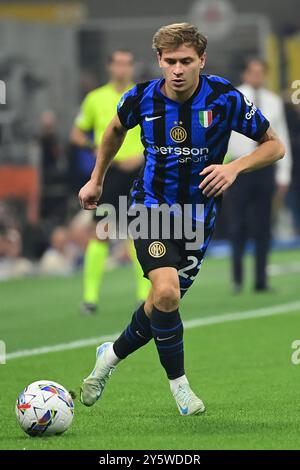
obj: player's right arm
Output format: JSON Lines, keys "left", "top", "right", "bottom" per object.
{"left": 78, "top": 114, "right": 128, "bottom": 209}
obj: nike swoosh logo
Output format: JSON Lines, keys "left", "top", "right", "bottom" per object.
{"left": 156, "top": 335, "right": 176, "bottom": 341}
{"left": 136, "top": 330, "right": 146, "bottom": 339}
{"left": 179, "top": 405, "right": 189, "bottom": 415}
{"left": 145, "top": 115, "right": 162, "bottom": 121}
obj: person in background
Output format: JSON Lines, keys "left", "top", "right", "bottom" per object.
{"left": 227, "top": 58, "right": 292, "bottom": 293}
{"left": 0, "top": 224, "right": 32, "bottom": 280}
{"left": 39, "top": 110, "right": 68, "bottom": 227}
{"left": 39, "top": 226, "right": 77, "bottom": 276}
{"left": 70, "top": 49, "right": 150, "bottom": 315}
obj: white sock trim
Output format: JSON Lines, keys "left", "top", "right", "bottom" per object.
{"left": 105, "top": 343, "right": 121, "bottom": 367}
{"left": 169, "top": 375, "right": 189, "bottom": 394}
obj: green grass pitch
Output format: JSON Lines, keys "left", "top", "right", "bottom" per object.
{"left": 0, "top": 249, "right": 300, "bottom": 450}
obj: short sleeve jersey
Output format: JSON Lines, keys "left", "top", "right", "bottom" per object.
{"left": 117, "top": 75, "right": 269, "bottom": 211}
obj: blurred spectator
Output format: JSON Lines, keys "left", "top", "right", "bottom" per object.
{"left": 227, "top": 58, "right": 292, "bottom": 293}
{"left": 0, "top": 224, "right": 33, "bottom": 280}
{"left": 39, "top": 110, "right": 68, "bottom": 227}
{"left": 0, "top": 198, "right": 90, "bottom": 280}
{"left": 39, "top": 226, "right": 80, "bottom": 276}
{"left": 39, "top": 111, "right": 62, "bottom": 177}
{"left": 0, "top": 196, "right": 46, "bottom": 262}
{"left": 68, "top": 209, "right": 94, "bottom": 253}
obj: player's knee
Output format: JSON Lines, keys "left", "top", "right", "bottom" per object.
{"left": 144, "top": 292, "right": 154, "bottom": 317}
{"left": 154, "top": 284, "right": 180, "bottom": 312}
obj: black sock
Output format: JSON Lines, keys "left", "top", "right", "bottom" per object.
{"left": 113, "top": 303, "right": 153, "bottom": 359}
{"left": 151, "top": 305, "right": 184, "bottom": 380}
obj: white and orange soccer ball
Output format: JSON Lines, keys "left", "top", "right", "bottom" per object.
{"left": 15, "top": 380, "right": 74, "bottom": 436}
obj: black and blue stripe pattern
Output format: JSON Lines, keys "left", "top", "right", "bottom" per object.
{"left": 117, "top": 74, "right": 269, "bottom": 216}
{"left": 117, "top": 74, "right": 270, "bottom": 295}
{"left": 113, "top": 303, "right": 152, "bottom": 360}
{"left": 150, "top": 306, "right": 184, "bottom": 380}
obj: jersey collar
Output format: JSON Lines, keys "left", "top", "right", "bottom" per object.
{"left": 156, "top": 75, "right": 203, "bottom": 106}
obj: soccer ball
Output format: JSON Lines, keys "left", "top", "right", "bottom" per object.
{"left": 15, "top": 380, "right": 74, "bottom": 436}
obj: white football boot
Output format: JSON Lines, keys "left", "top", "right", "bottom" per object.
{"left": 173, "top": 383, "right": 206, "bottom": 416}
{"left": 80, "top": 342, "right": 115, "bottom": 407}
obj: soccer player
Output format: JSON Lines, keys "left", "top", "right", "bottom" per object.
{"left": 71, "top": 49, "right": 150, "bottom": 315}
{"left": 78, "top": 24, "right": 286, "bottom": 415}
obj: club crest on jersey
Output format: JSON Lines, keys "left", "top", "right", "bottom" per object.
{"left": 148, "top": 241, "right": 166, "bottom": 258}
{"left": 170, "top": 125, "right": 187, "bottom": 143}
{"left": 199, "top": 110, "right": 213, "bottom": 128}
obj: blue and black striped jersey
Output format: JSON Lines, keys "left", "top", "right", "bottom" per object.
{"left": 117, "top": 74, "right": 270, "bottom": 211}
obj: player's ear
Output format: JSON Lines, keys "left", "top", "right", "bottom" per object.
{"left": 157, "top": 51, "right": 163, "bottom": 68}
{"left": 199, "top": 52, "right": 206, "bottom": 70}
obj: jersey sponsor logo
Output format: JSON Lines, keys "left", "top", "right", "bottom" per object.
{"left": 170, "top": 126, "right": 187, "bottom": 143}
{"left": 145, "top": 115, "right": 162, "bottom": 121}
{"left": 243, "top": 95, "right": 257, "bottom": 120}
{"left": 199, "top": 110, "right": 213, "bottom": 128}
{"left": 179, "top": 155, "right": 209, "bottom": 163}
{"left": 243, "top": 95, "right": 253, "bottom": 106}
{"left": 148, "top": 241, "right": 166, "bottom": 258}
{"left": 245, "top": 105, "right": 257, "bottom": 120}
{"left": 152, "top": 145, "right": 209, "bottom": 162}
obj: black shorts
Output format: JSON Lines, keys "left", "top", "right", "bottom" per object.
{"left": 130, "top": 205, "right": 218, "bottom": 297}
{"left": 93, "top": 164, "right": 141, "bottom": 221}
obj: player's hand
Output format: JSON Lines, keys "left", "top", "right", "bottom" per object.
{"left": 78, "top": 179, "right": 102, "bottom": 210}
{"left": 199, "top": 164, "right": 238, "bottom": 197}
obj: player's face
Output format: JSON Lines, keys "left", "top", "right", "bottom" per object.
{"left": 108, "top": 52, "right": 134, "bottom": 84}
{"left": 158, "top": 44, "right": 206, "bottom": 94}
{"left": 243, "top": 61, "right": 266, "bottom": 89}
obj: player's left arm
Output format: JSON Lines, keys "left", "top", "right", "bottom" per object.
{"left": 199, "top": 126, "right": 285, "bottom": 198}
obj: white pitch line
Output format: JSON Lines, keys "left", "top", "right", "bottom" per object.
{"left": 268, "top": 262, "right": 300, "bottom": 276}
{"left": 5, "top": 301, "right": 300, "bottom": 361}
{"left": 183, "top": 300, "right": 300, "bottom": 328}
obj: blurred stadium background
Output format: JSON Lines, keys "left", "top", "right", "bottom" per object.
{"left": 0, "top": 0, "right": 300, "bottom": 450}
{"left": 0, "top": 0, "right": 299, "bottom": 278}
